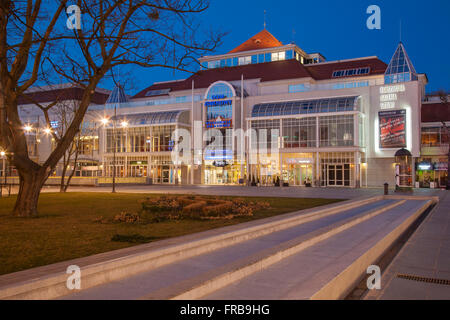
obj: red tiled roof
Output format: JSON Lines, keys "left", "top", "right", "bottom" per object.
{"left": 133, "top": 60, "right": 314, "bottom": 98}
{"left": 133, "top": 57, "right": 388, "bottom": 99}
{"left": 18, "top": 87, "right": 110, "bottom": 105}
{"left": 305, "top": 58, "right": 388, "bottom": 80}
{"left": 422, "top": 102, "right": 450, "bottom": 122}
{"left": 228, "top": 30, "right": 283, "bottom": 54}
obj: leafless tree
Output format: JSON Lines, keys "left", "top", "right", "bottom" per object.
{"left": 0, "top": 0, "right": 224, "bottom": 216}
{"left": 52, "top": 99, "right": 80, "bottom": 193}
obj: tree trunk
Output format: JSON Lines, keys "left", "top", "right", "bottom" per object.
{"left": 13, "top": 170, "right": 46, "bottom": 217}
{"left": 60, "top": 154, "right": 67, "bottom": 193}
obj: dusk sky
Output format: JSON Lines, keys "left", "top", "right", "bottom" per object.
{"left": 113, "top": 0, "right": 449, "bottom": 95}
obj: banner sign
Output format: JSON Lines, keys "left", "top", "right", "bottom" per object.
{"left": 379, "top": 109, "right": 406, "bottom": 149}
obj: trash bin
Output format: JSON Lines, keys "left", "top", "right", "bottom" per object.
{"left": 384, "top": 183, "right": 389, "bottom": 195}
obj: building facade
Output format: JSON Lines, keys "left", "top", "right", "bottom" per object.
{"left": 6, "top": 30, "right": 445, "bottom": 189}
{"left": 417, "top": 95, "right": 450, "bottom": 188}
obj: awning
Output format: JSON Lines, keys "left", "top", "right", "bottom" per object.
{"left": 251, "top": 96, "right": 359, "bottom": 118}
{"left": 112, "top": 110, "right": 188, "bottom": 126}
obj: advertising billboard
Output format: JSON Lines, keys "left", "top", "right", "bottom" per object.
{"left": 379, "top": 109, "right": 406, "bottom": 149}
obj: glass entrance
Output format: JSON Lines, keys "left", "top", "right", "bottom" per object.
{"left": 286, "top": 164, "right": 314, "bottom": 186}
{"left": 130, "top": 165, "right": 147, "bottom": 177}
{"left": 326, "top": 164, "right": 350, "bottom": 187}
{"left": 204, "top": 163, "right": 241, "bottom": 185}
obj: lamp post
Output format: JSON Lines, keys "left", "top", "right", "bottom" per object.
{"left": 1, "top": 151, "right": 5, "bottom": 197}
{"left": 112, "top": 103, "right": 117, "bottom": 193}
{"left": 441, "top": 122, "right": 450, "bottom": 190}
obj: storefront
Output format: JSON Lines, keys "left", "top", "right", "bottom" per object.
{"left": 204, "top": 160, "right": 242, "bottom": 185}
{"left": 415, "top": 157, "right": 448, "bottom": 188}
{"left": 282, "top": 154, "right": 314, "bottom": 186}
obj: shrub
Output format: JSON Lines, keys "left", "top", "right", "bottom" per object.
{"left": 113, "top": 212, "right": 140, "bottom": 223}
{"left": 135, "top": 195, "right": 271, "bottom": 222}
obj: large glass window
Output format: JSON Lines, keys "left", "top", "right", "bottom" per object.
{"left": 206, "top": 83, "right": 234, "bottom": 100}
{"left": 283, "top": 118, "right": 316, "bottom": 148}
{"left": 271, "top": 51, "right": 285, "bottom": 61}
{"left": 106, "top": 125, "right": 175, "bottom": 153}
{"left": 238, "top": 56, "right": 251, "bottom": 65}
{"left": 252, "top": 97, "right": 359, "bottom": 118}
{"left": 285, "top": 50, "right": 293, "bottom": 60}
{"left": 421, "top": 127, "right": 442, "bottom": 147}
{"left": 251, "top": 120, "right": 280, "bottom": 152}
{"left": 319, "top": 115, "right": 354, "bottom": 147}
{"left": 384, "top": 43, "right": 417, "bottom": 84}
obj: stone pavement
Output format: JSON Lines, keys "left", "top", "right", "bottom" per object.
{"left": 1, "top": 185, "right": 448, "bottom": 300}
{"left": 3, "top": 183, "right": 444, "bottom": 200}
{"left": 364, "top": 190, "right": 450, "bottom": 300}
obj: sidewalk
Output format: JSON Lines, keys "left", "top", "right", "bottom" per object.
{"left": 365, "top": 190, "right": 450, "bottom": 300}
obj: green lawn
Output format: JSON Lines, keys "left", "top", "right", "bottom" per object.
{"left": 0, "top": 193, "right": 343, "bottom": 276}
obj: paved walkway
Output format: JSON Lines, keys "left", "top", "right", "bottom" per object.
{"left": 365, "top": 190, "right": 450, "bottom": 300}
{"left": 62, "top": 199, "right": 402, "bottom": 299}
{"left": 2, "top": 183, "right": 445, "bottom": 200}
{"left": 1, "top": 185, "right": 448, "bottom": 299}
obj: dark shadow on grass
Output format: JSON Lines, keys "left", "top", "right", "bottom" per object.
{"left": 111, "top": 234, "right": 162, "bottom": 244}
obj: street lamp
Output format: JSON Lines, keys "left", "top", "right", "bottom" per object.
{"left": 1, "top": 151, "right": 6, "bottom": 197}
{"left": 100, "top": 116, "right": 117, "bottom": 193}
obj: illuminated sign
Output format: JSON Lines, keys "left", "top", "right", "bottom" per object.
{"left": 212, "top": 160, "right": 229, "bottom": 167}
{"left": 379, "top": 110, "right": 406, "bottom": 148}
{"left": 380, "top": 94, "right": 397, "bottom": 102}
{"left": 380, "top": 84, "right": 405, "bottom": 94}
{"left": 211, "top": 94, "right": 227, "bottom": 100}
{"left": 205, "top": 100, "right": 232, "bottom": 107}
{"left": 417, "top": 162, "right": 433, "bottom": 171}
{"left": 380, "top": 101, "right": 395, "bottom": 110}
{"left": 286, "top": 158, "right": 314, "bottom": 164}
{"left": 204, "top": 149, "right": 233, "bottom": 160}
{"left": 206, "top": 119, "right": 232, "bottom": 128}
{"left": 379, "top": 84, "right": 405, "bottom": 110}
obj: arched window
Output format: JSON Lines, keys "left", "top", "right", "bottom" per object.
{"left": 205, "top": 82, "right": 235, "bottom": 100}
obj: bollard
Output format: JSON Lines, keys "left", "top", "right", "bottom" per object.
{"left": 384, "top": 183, "right": 389, "bottom": 195}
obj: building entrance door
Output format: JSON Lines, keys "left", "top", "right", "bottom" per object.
{"left": 130, "top": 165, "right": 147, "bottom": 177}
{"left": 288, "top": 165, "right": 313, "bottom": 186}
{"left": 326, "top": 164, "right": 350, "bottom": 186}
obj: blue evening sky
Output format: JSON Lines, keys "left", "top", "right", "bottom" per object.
{"left": 123, "top": 0, "right": 449, "bottom": 95}
{"left": 45, "top": 0, "right": 450, "bottom": 94}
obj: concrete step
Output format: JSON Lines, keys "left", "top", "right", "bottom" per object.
{"left": 204, "top": 199, "right": 434, "bottom": 300}
{"left": 61, "top": 199, "right": 405, "bottom": 300}
{"left": 0, "top": 196, "right": 382, "bottom": 300}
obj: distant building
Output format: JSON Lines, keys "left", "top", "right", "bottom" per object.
{"left": 418, "top": 94, "right": 450, "bottom": 188}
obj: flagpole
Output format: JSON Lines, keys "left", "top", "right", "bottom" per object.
{"left": 191, "top": 80, "right": 194, "bottom": 185}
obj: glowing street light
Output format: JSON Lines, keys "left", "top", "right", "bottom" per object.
{"left": 121, "top": 121, "right": 128, "bottom": 128}
{"left": 101, "top": 118, "right": 109, "bottom": 125}
{"left": 43, "top": 128, "right": 52, "bottom": 135}
{"left": 24, "top": 125, "right": 32, "bottom": 132}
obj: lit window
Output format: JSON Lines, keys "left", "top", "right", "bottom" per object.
{"left": 238, "top": 56, "right": 251, "bottom": 65}
{"left": 332, "top": 67, "right": 370, "bottom": 78}
{"left": 271, "top": 51, "right": 285, "bottom": 62}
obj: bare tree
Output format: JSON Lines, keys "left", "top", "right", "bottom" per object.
{"left": 0, "top": 0, "right": 224, "bottom": 216}
{"left": 52, "top": 99, "right": 81, "bottom": 193}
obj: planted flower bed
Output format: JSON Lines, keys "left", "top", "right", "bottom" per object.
{"left": 113, "top": 195, "right": 271, "bottom": 223}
